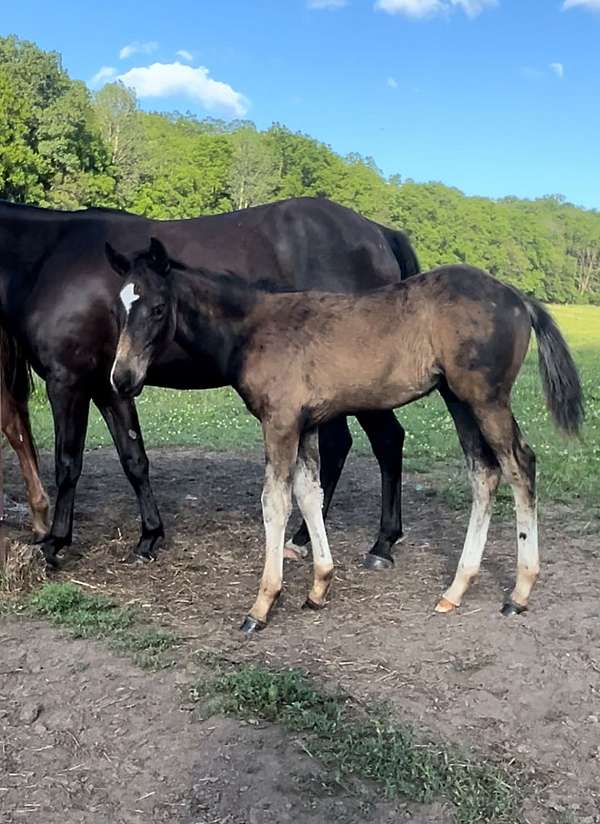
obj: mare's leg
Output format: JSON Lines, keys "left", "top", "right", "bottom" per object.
{"left": 287, "top": 415, "right": 352, "bottom": 559}
{"left": 472, "top": 403, "right": 538, "bottom": 616}
{"left": 1, "top": 394, "right": 49, "bottom": 538}
{"left": 356, "top": 410, "right": 405, "bottom": 570}
{"left": 39, "top": 378, "right": 90, "bottom": 566}
{"left": 94, "top": 391, "right": 164, "bottom": 561}
{"left": 435, "top": 386, "right": 502, "bottom": 612}
{"left": 293, "top": 428, "right": 334, "bottom": 609}
{"left": 241, "top": 420, "right": 299, "bottom": 635}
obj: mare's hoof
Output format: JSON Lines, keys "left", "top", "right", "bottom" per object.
{"left": 302, "top": 597, "right": 327, "bottom": 611}
{"left": 284, "top": 541, "right": 309, "bottom": 561}
{"left": 434, "top": 596, "right": 459, "bottom": 614}
{"left": 501, "top": 600, "right": 528, "bottom": 617}
{"left": 43, "top": 553, "right": 61, "bottom": 571}
{"left": 121, "top": 550, "right": 155, "bottom": 565}
{"left": 240, "top": 615, "right": 266, "bottom": 636}
{"left": 361, "top": 553, "right": 394, "bottom": 571}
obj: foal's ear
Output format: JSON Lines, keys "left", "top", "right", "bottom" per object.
{"left": 105, "top": 243, "right": 131, "bottom": 277}
{"left": 148, "top": 237, "right": 170, "bottom": 277}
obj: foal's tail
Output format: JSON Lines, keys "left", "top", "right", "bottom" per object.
{"left": 524, "top": 297, "right": 584, "bottom": 437}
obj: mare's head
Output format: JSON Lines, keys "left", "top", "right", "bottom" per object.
{"left": 106, "top": 237, "right": 176, "bottom": 398}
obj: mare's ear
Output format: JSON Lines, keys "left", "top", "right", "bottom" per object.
{"left": 148, "top": 237, "right": 170, "bottom": 277}
{"left": 105, "top": 242, "right": 131, "bottom": 277}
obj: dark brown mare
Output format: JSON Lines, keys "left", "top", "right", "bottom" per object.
{"left": 108, "top": 239, "right": 584, "bottom": 634}
{"left": 0, "top": 197, "right": 419, "bottom": 568}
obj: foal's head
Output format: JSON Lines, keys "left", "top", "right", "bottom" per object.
{"left": 106, "top": 237, "right": 176, "bottom": 398}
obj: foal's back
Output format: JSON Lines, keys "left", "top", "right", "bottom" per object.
{"left": 239, "top": 265, "right": 532, "bottom": 422}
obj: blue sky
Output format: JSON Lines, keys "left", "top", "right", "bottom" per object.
{"left": 3, "top": 0, "right": 599, "bottom": 209}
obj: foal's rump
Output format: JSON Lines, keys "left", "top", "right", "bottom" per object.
{"left": 427, "top": 265, "right": 583, "bottom": 437}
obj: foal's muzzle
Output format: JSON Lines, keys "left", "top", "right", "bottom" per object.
{"left": 110, "top": 354, "right": 147, "bottom": 399}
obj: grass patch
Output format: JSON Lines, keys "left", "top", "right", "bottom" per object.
{"left": 192, "top": 663, "right": 522, "bottom": 824}
{"left": 26, "top": 582, "right": 179, "bottom": 668}
{"left": 25, "top": 304, "right": 600, "bottom": 510}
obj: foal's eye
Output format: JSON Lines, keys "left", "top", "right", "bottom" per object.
{"left": 151, "top": 304, "right": 166, "bottom": 318}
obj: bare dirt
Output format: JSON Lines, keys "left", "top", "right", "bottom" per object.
{"left": 2, "top": 445, "right": 600, "bottom": 823}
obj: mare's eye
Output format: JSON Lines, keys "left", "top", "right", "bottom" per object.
{"left": 151, "top": 304, "right": 166, "bottom": 318}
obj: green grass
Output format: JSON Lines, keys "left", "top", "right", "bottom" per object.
{"left": 26, "top": 304, "right": 600, "bottom": 508}
{"left": 192, "top": 663, "right": 522, "bottom": 824}
{"left": 26, "top": 582, "right": 179, "bottom": 669}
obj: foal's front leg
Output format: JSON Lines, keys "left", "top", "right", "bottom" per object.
{"left": 240, "top": 422, "right": 299, "bottom": 636}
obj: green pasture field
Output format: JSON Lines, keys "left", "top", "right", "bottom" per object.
{"left": 28, "top": 304, "right": 599, "bottom": 509}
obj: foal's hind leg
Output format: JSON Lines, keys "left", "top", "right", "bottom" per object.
{"left": 473, "top": 405, "right": 538, "bottom": 615}
{"left": 293, "top": 428, "right": 334, "bottom": 609}
{"left": 1, "top": 394, "right": 49, "bottom": 537}
{"left": 435, "top": 388, "right": 502, "bottom": 612}
{"left": 287, "top": 415, "right": 352, "bottom": 560}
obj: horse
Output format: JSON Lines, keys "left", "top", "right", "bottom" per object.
{"left": 0, "top": 328, "right": 49, "bottom": 537}
{"left": 107, "top": 238, "right": 584, "bottom": 635}
{"left": 0, "top": 196, "right": 419, "bottom": 568}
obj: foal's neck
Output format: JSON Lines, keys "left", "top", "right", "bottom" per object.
{"left": 170, "top": 267, "right": 261, "bottom": 381}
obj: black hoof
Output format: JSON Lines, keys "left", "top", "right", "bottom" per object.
{"left": 501, "top": 600, "right": 528, "bottom": 617}
{"left": 34, "top": 536, "right": 66, "bottom": 570}
{"left": 131, "top": 529, "right": 164, "bottom": 563}
{"left": 43, "top": 553, "right": 61, "bottom": 570}
{"left": 361, "top": 553, "right": 394, "bottom": 571}
{"left": 240, "top": 615, "right": 266, "bottom": 636}
{"left": 121, "top": 551, "right": 154, "bottom": 566}
{"left": 302, "top": 597, "right": 327, "bottom": 611}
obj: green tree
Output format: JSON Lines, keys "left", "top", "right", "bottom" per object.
{"left": 228, "top": 127, "right": 279, "bottom": 209}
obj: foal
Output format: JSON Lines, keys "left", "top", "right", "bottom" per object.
{"left": 107, "top": 239, "right": 584, "bottom": 635}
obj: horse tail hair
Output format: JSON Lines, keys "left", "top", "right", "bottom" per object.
{"left": 524, "top": 296, "right": 584, "bottom": 437}
{"left": 380, "top": 226, "right": 421, "bottom": 279}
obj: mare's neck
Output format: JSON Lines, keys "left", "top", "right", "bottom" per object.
{"left": 169, "top": 267, "right": 260, "bottom": 383}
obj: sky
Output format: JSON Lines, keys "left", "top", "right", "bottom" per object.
{"left": 2, "top": 0, "right": 599, "bottom": 209}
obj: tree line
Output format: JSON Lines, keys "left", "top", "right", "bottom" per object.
{"left": 1, "top": 35, "right": 599, "bottom": 303}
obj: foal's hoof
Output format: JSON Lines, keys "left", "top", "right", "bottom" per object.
{"left": 240, "top": 615, "right": 267, "bottom": 637}
{"left": 434, "top": 596, "right": 459, "bottom": 614}
{"left": 302, "top": 597, "right": 327, "bottom": 611}
{"left": 361, "top": 553, "right": 394, "bottom": 571}
{"left": 284, "top": 540, "right": 309, "bottom": 561}
{"left": 501, "top": 600, "right": 528, "bottom": 617}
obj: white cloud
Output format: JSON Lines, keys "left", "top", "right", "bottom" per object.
{"left": 375, "top": 0, "right": 443, "bottom": 16}
{"left": 387, "top": 76, "right": 398, "bottom": 88}
{"left": 450, "top": 0, "right": 497, "bottom": 16}
{"left": 176, "top": 49, "right": 193, "bottom": 62}
{"left": 550, "top": 62, "right": 564, "bottom": 78}
{"left": 563, "top": 0, "right": 600, "bottom": 10}
{"left": 375, "top": 0, "right": 496, "bottom": 17}
{"left": 117, "top": 61, "right": 249, "bottom": 116}
{"left": 119, "top": 41, "right": 159, "bottom": 60}
{"left": 308, "top": 0, "right": 347, "bottom": 7}
{"left": 91, "top": 66, "right": 116, "bottom": 87}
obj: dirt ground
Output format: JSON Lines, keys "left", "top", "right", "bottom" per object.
{"left": 2, "top": 445, "right": 600, "bottom": 823}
